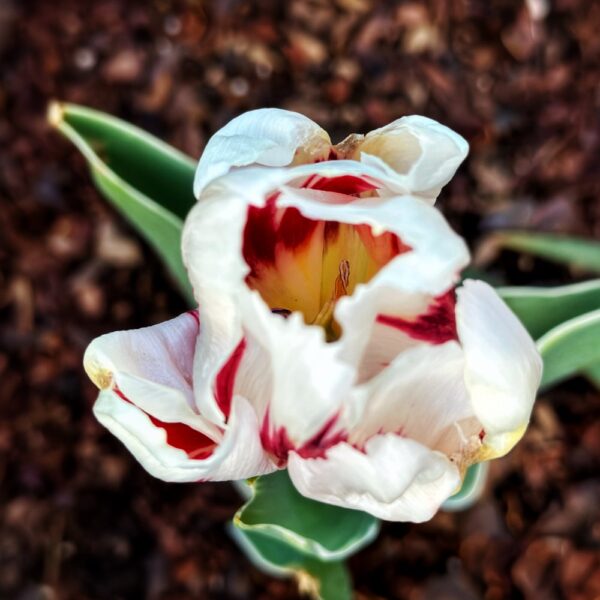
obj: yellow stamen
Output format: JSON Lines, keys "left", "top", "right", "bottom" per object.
{"left": 312, "top": 259, "right": 351, "bottom": 340}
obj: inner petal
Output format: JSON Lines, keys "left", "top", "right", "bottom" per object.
{"left": 242, "top": 180, "right": 411, "bottom": 339}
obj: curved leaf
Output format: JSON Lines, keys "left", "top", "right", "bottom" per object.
{"left": 537, "top": 309, "right": 600, "bottom": 388}
{"left": 48, "top": 101, "right": 195, "bottom": 303}
{"left": 442, "top": 462, "right": 489, "bottom": 512}
{"left": 234, "top": 470, "right": 379, "bottom": 562}
{"left": 231, "top": 526, "right": 352, "bottom": 600}
{"left": 233, "top": 471, "right": 375, "bottom": 599}
{"left": 584, "top": 363, "right": 600, "bottom": 390}
{"left": 495, "top": 231, "right": 600, "bottom": 273}
{"left": 499, "top": 279, "right": 600, "bottom": 339}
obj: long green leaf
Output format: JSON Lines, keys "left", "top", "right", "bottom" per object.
{"left": 537, "top": 309, "right": 600, "bottom": 388}
{"left": 48, "top": 101, "right": 195, "bottom": 303}
{"left": 495, "top": 231, "right": 600, "bottom": 273}
{"left": 584, "top": 363, "right": 600, "bottom": 390}
{"left": 499, "top": 279, "right": 600, "bottom": 339}
{"left": 234, "top": 470, "right": 379, "bottom": 562}
{"left": 231, "top": 527, "right": 352, "bottom": 600}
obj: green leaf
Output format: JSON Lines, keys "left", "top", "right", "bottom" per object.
{"left": 442, "top": 461, "right": 489, "bottom": 512}
{"left": 48, "top": 101, "right": 195, "bottom": 303}
{"left": 583, "top": 363, "right": 600, "bottom": 390}
{"left": 499, "top": 279, "right": 600, "bottom": 339}
{"left": 234, "top": 470, "right": 379, "bottom": 562}
{"left": 232, "top": 471, "right": 378, "bottom": 599}
{"left": 537, "top": 309, "right": 600, "bottom": 388}
{"left": 494, "top": 231, "right": 600, "bottom": 273}
{"left": 231, "top": 526, "right": 352, "bottom": 600}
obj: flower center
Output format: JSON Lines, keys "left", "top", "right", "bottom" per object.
{"left": 242, "top": 176, "right": 410, "bottom": 340}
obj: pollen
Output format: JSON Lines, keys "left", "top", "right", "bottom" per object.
{"left": 93, "top": 367, "right": 113, "bottom": 390}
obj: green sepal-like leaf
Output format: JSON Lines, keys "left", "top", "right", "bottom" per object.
{"left": 537, "top": 309, "right": 600, "bottom": 389}
{"left": 499, "top": 279, "right": 600, "bottom": 339}
{"left": 48, "top": 101, "right": 195, "bottom": 303}
{"left": 442, "top": 461, "right": 489, "bottom": 512}
{"left": 231, "top": 526, "right": 352, "bottom": 600}
{"left": 494, "top": 231, "right": 600, "bottom": 274}
{"left": 234, "top": 470, "right": 379, "bottom": 562}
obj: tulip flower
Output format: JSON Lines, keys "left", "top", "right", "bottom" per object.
{"left": 84, "top": 109, "right": 542, "bottom": 522}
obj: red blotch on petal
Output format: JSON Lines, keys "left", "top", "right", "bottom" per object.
{"left": 260, "top": 416, "right": 293, "bottom": 467}
{"left": 278, "top": 207, "right": 319, "bottom": 250}
{"left": 114, "top": 388, "right": 216, "bottom": 460}
{"left": 214, "top": 338, "right": 247, "bottom": 420}
{"left": 296, "top": 415, "right": 348, "bottom": 460}
{"left": 243, "top": 193, "right": 319, "bottom": 276}
{"left": 260, "top": 411, "right": 347, "bottom": 467}
{"left": 324, "top": 221, "right": 340, "bottom": 244}
{"left": 306, "top": 175, "right": 379, "bottom": 196}
{"left": 376, "top": 289, "right": 458, "bottom": 345}
{"left": 243, "top": 195, "right": 279, "bottom": 273}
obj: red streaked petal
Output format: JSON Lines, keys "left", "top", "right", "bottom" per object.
{"left": 243, "top": 193, "right": 320, "bottom": 274}
{"left": 376, "top": 289, "right": 458, "bottom": 345}
{"left": 146, "top": 417, "right": 216, "bottom": 459}
{"left": 278, "top": 207, "right": 320, "bottom": 250}
{"left": 296, "top": 415, "right": 348, "bottom": 460}
{"left": 305, "top": 174, "right": 379, "bottom": 196}
{"left": 259, "top": 413, "right": 293, "bottom": 467}
{"left": 243, "top": 195, "right": 279, "bottom": 272}
{"left": 214, "top": 339, "right": 247, "bottom": 419}
{"left": 114, "top": 388, "right": 216, "bottom": 459}
{"left": 260, "top": 410, "right": 347, "bottom": 467}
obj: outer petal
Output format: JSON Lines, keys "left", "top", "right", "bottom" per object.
{"left": 456, "top": 280, "right": 543, "bottom": 458}
{"left": 357, "top": 115, "right": 469, "bottom": 201}
{"left": 94, "top": 390, "right": 274, "bottom": 482}
{"left": 238, "top": 293, "right": 355, "bottom": 456}
{"left": 84, "top": 311, "right": 219, "bottom": 437}
{"left": 349, "top": 342, "right": 481, "bottom": 459}
{"left": 288, "top": 435, "right": 460, "bottom": 522}
{"left": 193, "top": 108, "right": 331, "bottom": 197}
{"left": 84, "top": 312, "right": 275, "bottom": 481}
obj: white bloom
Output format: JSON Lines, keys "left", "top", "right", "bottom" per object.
{"left": 84, "top": 109, "right": 542, "bottom": 522}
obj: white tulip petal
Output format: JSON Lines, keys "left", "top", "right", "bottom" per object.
{"left": 193, "top": 108, "right": 331, "bottom": 196}
{"left": 358, "top": 115, "right": 469, "bottom": 200}
{"left": 288, "top": 435, "right": 461, "bottom": 522}
{"left": 331, "top": 196, "right": 469, "bottom": 375}
{"left": 84, "top": 310, "right": 219, "bottom": 438}
{"left": 94, "top": 389, "right": 275, "bottom": 482}
{"left": 239, "top": 293, "right": 355, "bottom": 461}
{"left": 456, "top": 280, "right": 543, "bottom": 456}
{"left": 350, "top": 342, "right": 480, "bottom": 457}
{"left": 84, "top": 311, "right": 275, "bottom": 480}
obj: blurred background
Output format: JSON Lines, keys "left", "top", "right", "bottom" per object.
{"left": 1, "top": 0, "right": 599, "bottom": 598}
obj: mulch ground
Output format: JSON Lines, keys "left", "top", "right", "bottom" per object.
{"left": 1, "top": 1, "right": 599, "bottom": 598}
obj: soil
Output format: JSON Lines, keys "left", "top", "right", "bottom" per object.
{"left": 1, "top": 1, "right": 599, "bottom": 599}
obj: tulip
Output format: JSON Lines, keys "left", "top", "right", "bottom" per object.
{"left": 84, "top": 109, "right": 542, "bottom": 522}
